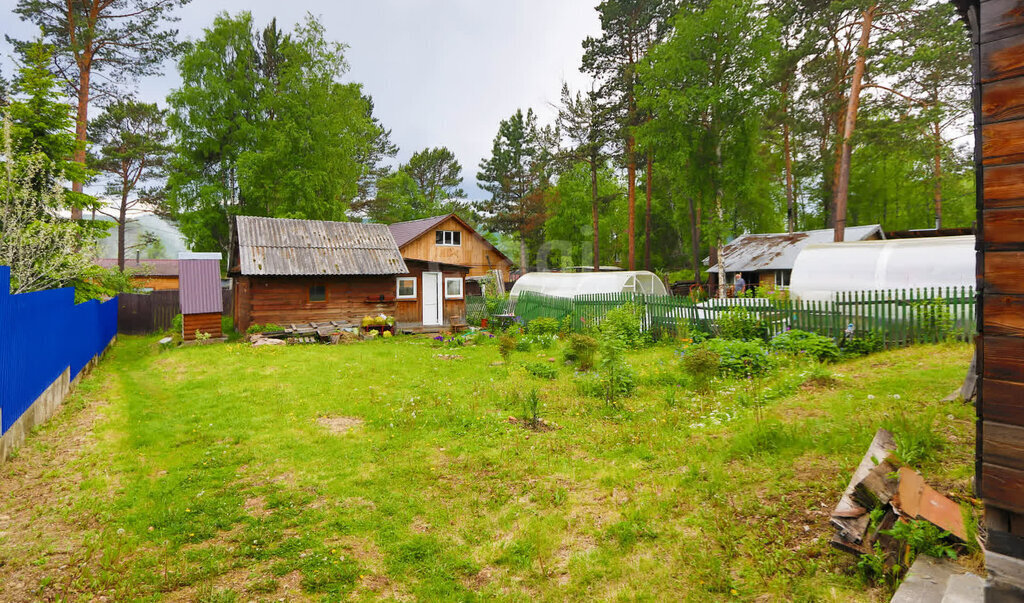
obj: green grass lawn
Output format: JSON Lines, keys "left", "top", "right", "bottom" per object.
{"left": 0, "top": 335, "right": 977, "bottom": 602}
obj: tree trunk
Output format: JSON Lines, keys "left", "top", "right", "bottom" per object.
{"left": 715, "top": 140, "right": 727, "bottom": 299}
{"left": 688, "top": 195, "right": 701, "bottom": 285}
{"left": 626, "top": 135, "right": 636, "bottom": 270}
{"left": 782, "top": 80, "right": 796, "bottom": 234}
{"left": 591, "top": 159, "right": 600, "bottom": 271}
{"left": 519, "top": 233, "right": 528, "bottom": 275}
{"left": 644, "top": 152, "right": 653, "bottom": 271}
{"left": 932, "top": 120, "right": 943, "bottom": 229}
{"left": 117, "top": 188, "right": 128, "bottom": 271}
{"left": 833, "top": 5, "right": 876, "bottom": 243}
{"left": 71, "top": 63, "right": 91, "bottom": 220}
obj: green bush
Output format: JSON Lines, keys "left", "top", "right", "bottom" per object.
{"left": 564, "top": 333, "right": 598, "bottom": 371}
{"left": 702, "top": 339, "right": 775, "bottom": 377}
{"left": 485, "top": 294, "right": 509, "bottom": 316}
{"left": 521, "top": 389, "right": 541, "bottom": 427}
{"left": 600, "top": 303, "right": 648, "bottom": 349}
{"left": 770, "top": 329, "right": 840, "bottom": 362}
{"left": 171, "top": 313, "right": 183, "bottom": 334}
{"left": 246, "top": 323, "right": 284, "bottom": 335}
{"left": 525, "top": 361, "right": 558, "bottom": 380}
{"left": 842, "top": 331, "right": 884, "bottom": 357}
{"left": 221, "top": 315, "right": 235, "bottom": 334}
{"left": 528, "top": 317, "right": 559, "bottom": 337}
{"left": 715, "top": 306, "right": 766, "bottom": 341}
{"left": 498, "top": 334, "right": 516, "bottom": 362}
{"left": 680, "top": 345, "right": 720, "bottom": 393}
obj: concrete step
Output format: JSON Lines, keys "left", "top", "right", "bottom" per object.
{"left": 891, "top": 555, "right": 983, "bottom": 603}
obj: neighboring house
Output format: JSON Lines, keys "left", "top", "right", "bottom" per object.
{"left": 228, "top": 215, "right": 469, "bottom": 331}
{"left": 95, "top": 258, "right": 179, "bottom": 290}
{"left": 704, "top": 225, "right": 883, "bottom": 289}
{"left": 388, "top": 214, "right": 514, "bottom": 281}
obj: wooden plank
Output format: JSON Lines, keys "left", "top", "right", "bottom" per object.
{"left": 983, "top": 119, "right": 1024, "bottom": 165}
{"left": 984, "top": 379, "right": 1024, "bottom": 426}
{"left": 981, "top": 30, "right": 1024, "bottom": 83}
{"left": 985, "top": 252, "right": 1024, "bottom": 294}
{"left": 985, "top": 294, "right": 1024, "bottom": 336}
{"left": 982, "top": 462, "right": 1024, "bottom": 513}
{"left": 983, "top": 335, "right": 1024, "bottom": 381}
{"left": 981, "top": 0, "right": 1024, "bottom": 44}
{"left": 984, "top": 162, "right": 1024, "bottom": 206}
{"left": 984, "top": 421, "right": 1024, "bottom": 471}
{"left": 983, "top": 207, "right": 1024, "bottom": 245}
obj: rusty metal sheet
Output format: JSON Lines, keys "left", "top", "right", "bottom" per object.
{"left": 235, "top": 216, "right": 408, "bottom": 276}
{"left": 706, "top": 224, "right": 883, "bottom": 273}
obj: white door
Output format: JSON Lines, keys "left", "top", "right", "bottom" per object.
{"left": 422, "top": 272, "right": 443, "bottom": 326}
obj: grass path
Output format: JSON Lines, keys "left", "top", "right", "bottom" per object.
{"left": 0, "top": 337, "right": 976, "bottom": 601}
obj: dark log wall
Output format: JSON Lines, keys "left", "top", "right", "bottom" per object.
{"left": 966, "top": 0, "right": 1024, "bottom": 587}
{"left": 233, "top": 275, "right": 396, "bottom": 332}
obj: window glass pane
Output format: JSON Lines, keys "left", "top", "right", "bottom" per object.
{"left": 436, "top": 231, "right": 444, "bottom": 244}
{"left": 453, "top": 231, "right": 461, "bottom": 245}
{"left": 445, "top": 278, "right": 462, "bottom": 297}
{"left": 398, "top": 278, "right": 415, "bottom": 297}
{"left": 310, "top": 284, "right": 326, "bottom": 301}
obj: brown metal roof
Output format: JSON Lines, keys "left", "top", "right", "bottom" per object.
{"left": 179, "top": 252, "right": 224, "bottom": 315}
{"left": 234, "top": 215, "right": 408, "bottom": 276}
{"left": 95, "top": 258, "right": 179, "bottom": 276}
{"left": 387, "top": 215, "right": 450, "bottom": 248}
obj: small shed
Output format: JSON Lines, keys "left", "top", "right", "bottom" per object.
{"left": 788, "top": 235, "right": 975, "bottom": 301}
{"left": 509, "top": 270, "right": 668, "bottom": 299}
{"left": 705, "top": 225, "right": 883, "bottom": 289}
{"left": 178, "top": 252, "right": 223, "bottom": 341}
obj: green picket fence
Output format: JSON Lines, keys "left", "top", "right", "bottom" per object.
{"left": 468, "top": 286, "right": 976, "bottom": 349}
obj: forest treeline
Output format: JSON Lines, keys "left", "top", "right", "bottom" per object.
{"left": 2, "top": 0, "right": 971, "bottom": 283}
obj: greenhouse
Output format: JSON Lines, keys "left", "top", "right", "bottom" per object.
{"left": 789, "top": 235, "right": 975, "bottom": 301}
{"left": 509, "top": 270, "right": 668, "bottom": 299}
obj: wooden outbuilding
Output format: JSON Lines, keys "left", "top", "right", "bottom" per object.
{"left": 229, "top": 215, "right": 471, "bottom": 332}
{"left": 178, "top": 252, "right": 223, "bottom": 341}
{"left": 388, "top": 214, "right": 514, "bottom": 282}
{"left": 953, "top": 0, "right": 1024, "bottom": 596}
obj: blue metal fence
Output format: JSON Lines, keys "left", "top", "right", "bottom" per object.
{"left": 0, "top": 266, "right": 118, "bottom": 434}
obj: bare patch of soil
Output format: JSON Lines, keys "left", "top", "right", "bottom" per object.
{"left": 316, "top": 416, "right": 364, "bottom": 434}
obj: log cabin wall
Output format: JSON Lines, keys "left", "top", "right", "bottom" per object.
{"left": 182, "top": 312, "right": 222, "bottom": 341}
{"left": 233, "top": 275, "right": 396, "bottom": 332}
{"left": 961, "top": 0, "right": 1024, "bottom": 595}
{"left": 399, "top": 216, "right": 513, "bottom": 279}
{"left": 394, "top": 261, "right": 469, "bottom": 325}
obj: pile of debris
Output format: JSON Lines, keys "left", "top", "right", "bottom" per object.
{"left": 831, "top": 428, "right": 968, "bottom": 563}
{"left": 249, "top": 321, "right": 359, "bottom": 346}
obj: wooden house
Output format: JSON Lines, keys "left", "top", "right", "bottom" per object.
{"left": 95, "top": 258, "right": 179, "bottom": 291}
{"left": 228, "top": 216, "right": 470, "bottom": 332}
{"left": 388, "top": 214, "right": 514, "bottom": 282}
{"left": 178, "top": 252, "right": 223, "bottom": 341}
{"left": 954, "top": 0, "right": 1024, "bottom": 596}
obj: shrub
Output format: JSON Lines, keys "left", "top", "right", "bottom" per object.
{"left": 770, "top": 329, "right": 840, "bottom": 362}
{"left": 246, "top": 323, "right": 284, "bottom": 335}
{"left": 528, "top": 317, "right": 559, "bottom": 337}
{"left": 564, "top": 333, "right": 598, "bottom": 371}
{"left": 171, "top": 313, "right": 183, "bottom": 334}
{"left": 498, "top": 334, "right": 516, "bottom": 362}
{"left": 715, "top": 306, "right": 766, "bottom": 341}
{"left": 842, "top": 331, "right": 884, "bottom": 357}
{"left": 914, "top": 297, "right": 955, "bottom": 342}
{"left": 485, "top": 294, "right": 509, "bottom": 317}
{"left": 525, "top": 361, "right": 558, "bottom": 380}
{"left": 521, "top": 389, "right": 541, "bottom": 427}
{"left": 680, "top": 345, "right": 720, "bottom": 392}
{"left": 702, "top": 339, "right": 775, "bottom": 377}
{"left": 600, "top": 303, "right": 647, "bottom": 349}
{"left": 221, "top": 315, "right": 235, "bottom": 334}
{"left": 596, "top": 330, "right": 636, "bottom": 404}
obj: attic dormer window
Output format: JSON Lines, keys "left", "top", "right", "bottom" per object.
{"left": 435, "top": 230, "right": 461, "bottom": 246}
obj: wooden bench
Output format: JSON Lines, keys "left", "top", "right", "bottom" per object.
{"left": 449, "top": 316, "right": 469, "bottom": 333}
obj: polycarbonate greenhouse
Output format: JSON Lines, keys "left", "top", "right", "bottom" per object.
{"left": 789, "top": 235, "right": 975, "bottom": 301}
{"left": 509, "top": 270, "right": 668, "bottom": 299}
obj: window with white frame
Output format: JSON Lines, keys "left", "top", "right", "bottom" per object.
{"left": 435, "top": 230, "right": 462, "bottom": 246}
{"left": 396, "top": 277, "right": 417, "bottom": 299}
{"left": 444, "top": 277, "right": 463, "bottom": 299}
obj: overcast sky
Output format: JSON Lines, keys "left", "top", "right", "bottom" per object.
{"left": 0, "top": 0, "right": 602, "bottom": 199}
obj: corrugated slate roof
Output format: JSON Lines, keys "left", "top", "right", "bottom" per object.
{"left": 387, "top": 214, "right": 450, "bottom": 248}
{"left": 705, "top": 225, "right": 883, "bottom": 273}
{"left": 95, "top": 258, "right": 179, "bottom": 276}
{"left": 235, "top": 215, "right": 408, "bottom": 276}
{"left": 179, "top": 253, "right": 223, "bottom": 315}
